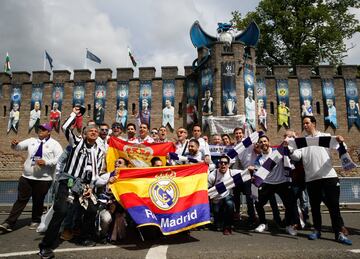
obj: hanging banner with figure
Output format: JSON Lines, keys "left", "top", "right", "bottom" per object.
{"left": 344, "top": 79, "right": 360, "bottom": 129}
{"left": 116, "top": 81, "right": 129, "bottom": 130}
{"left": 299, "top": 80, "right": 313, "bottom": 117}
{"left": 29, "top": 84, "right": 44, "bottom": 133}
{"left": 276, "top": 79, "right": 290, "bottom": 129}
{"left": 162, "top": 80, "right": 175, "bottom": 129}
{"left": 201, "top": 68, "right": 214, "bottom": 131}
{"left": 186, "top": 78, "right": 199, "bottom": 130}
{"left": 50, "top": 83, "right": 64, "bottom": 132}
{"left": 255, "top": 79, "right": 267, "bottom": 130}
{"left": 221, "top": 61, "right": 237, "bottom": 116}
{"left": 94, "top": 81, "right": 107, "bottom": 125}
{"left": 110, "top": 163, "right": 210, "bottom": 235}
{"left": 208, "top": 115, "right": 246, "bottom": 135}
{"left": 244, "top": 64, "right": 256, "bottom": 130}
{"left": 72, "top": 82, "right": 85, "bottom": 107}
{"left": 7, "top": 85, "right": 22, "bottom": 134}
{"left": 322, "top": 79, "right": 337, "bottom": 129}
{"left": 138, "top": 80, "right": 152, "bottom": 128}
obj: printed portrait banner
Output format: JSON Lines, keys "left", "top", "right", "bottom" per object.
{"left": 138, "top": 80, "right": 152, "bottom": 127}
{"left": 299, "top": 80, "right": 313, "bottom": 117}
{"left": 162, "top": 80, "right": 175, "bottom": 129}
{"left": 208, "top": 115, "right": 246, "bottom": 135}
{"left": 276, "top": 79, "right": 290, "bottom": 128}
{"left": 94, "top": 82, "right": 107, "bottom": 125}
{"left": 29, "top": 84, "right": 44, "bottom": 133}
{"left": 322, "top": 79, "right": 337, "bottom": 128}
{"left": 106, "top": 136, "right": 176, "bottom": 171}
{"left": 186, "top": 78, "right": 199, "bottom": 129}
{"left": 201, "top": 68, "right": 214, "bottom": 131}
{"left": 50, "top": 83, "right": 64, "bottom": 132}
{"left": 7, "top": 84, "right": 22, "bottom": 134}
{"left": 344, "top": 79, "right": 360, "bottom": 129}
{"left": 72, "top": 82, "right": 85, "bottom": 107}
{"left": 244, "top": 64, "right": 256, "bottom": 130}
{"left": 221, "top": 62, "right": 237, "bottom": 116}
{"left": 255, "top": 79, "right": 267, "bottom": 130}
{"left": 116, "top": 81, "right": 129, "bottom": 130}
{"left": 110, "top": 163, "right": 210, "bottom": 235}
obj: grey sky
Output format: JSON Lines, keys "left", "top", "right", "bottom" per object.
{"left": 0, "top": 0, "right": 358, "bottom": 77}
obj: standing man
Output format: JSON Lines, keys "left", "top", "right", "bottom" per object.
{"left": 289, "top": 116, "right": 352, "bottom": 245}
{"left": 0, "top": 123, "right": 63, "bottom": 233}
{"left": 38, "top": 107, "right": 106, "bottom": 258}
{"left": 191, "top": 124, "right": 211, "bottom": 162}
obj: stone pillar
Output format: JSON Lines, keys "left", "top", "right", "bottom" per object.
{"left": 116, "top": 68, "right": 134, "bottom": 81}
{"left": 256, "top": 65, "right": 267, "bottom": 78}
{"left": 95, "top": 69, "right": 112, "bottom": 82}
{"left": 338, "top": 65, "right": 358, "bottom": 78}
{"left": 318, "top": 65, "right": 335, "bottom": 78}
{"left": 53, "top": 70, "right": 71, "bottom": 83}
{"left": 161, "top": 66, "right": 178, "bottom": 80}
{"left": 73, "top": 69, "right": 91, "bottom": 82}
{"left": 32, "top": 71, "right": 51, "bottom": 84}
{"left": 184, "top": 66, "right": 193, "bottom": 77}
{"left": 11, "top": 72, "right": 31, "bottom": 85}
{"left": 0, "top": 72, "right": 12, "bottom": 84}
{"left": 139, "top": 67, "right": 156, "bottom": 80}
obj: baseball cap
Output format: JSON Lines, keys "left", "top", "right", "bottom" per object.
{"left": 38, "top": 123, "right": 52, "bottom": 131}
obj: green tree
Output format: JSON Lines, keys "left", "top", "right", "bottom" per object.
{"left": 232, "top": 0, "right": 360, "bottom": 68}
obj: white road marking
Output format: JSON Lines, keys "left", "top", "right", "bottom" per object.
{"left": 145, "top": 245, "right": 168, "bottom": 259}
{"left": 0, "top": 245, "right": 118, "bottom": 258}
{"left": 349, "top": 249, "right": 360, "bottom": 253}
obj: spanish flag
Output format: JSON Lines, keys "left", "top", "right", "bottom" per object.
{"left": 106, "top": 137, "right": 176, "bottom": 171}
{"left": 110, "top": 163, "right": 210, "bottom": 235}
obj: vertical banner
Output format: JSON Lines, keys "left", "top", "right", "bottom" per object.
{"left": 299, "top": 80, "right": 313, "bottom": 117}
{"left": 29, "top": 84, "right": 43, "bottom": 133}
{"left": 244, "top": 64, "right": 256, "bottom": 130}
{"left": 344, "top": 79, "right": 360, "bottom": 129}
{"left": 221, "top": 61, "right": 237, "bottom": 116}
{"left": 72, "top": 82, "right": 85, "bottom": 107}
{"left": 116, "top": 81, "right": 129, "bottom": 130}
{"left": 94, "top": 81, "right": 107, "bottom": 125}
{"left": 186, "top": 78, "right": 199, "bottom": 129}
{"left": 255, "top": 79, "right": 267, "bottom": 130}
{"left": 276, "top": 79, "right": 290, "bottom": 128}
{"left": 50, "top": 83, "right": 64, "bottom": 132}
{"left": 162, "top": 80, "right": 175, "bottom": 129}
{"left": 138, "top": 80, "right": 152, "bottom": 127}
{"left": 201, "top": 68, "right": 214, "bottom": 131}
{"left": 7, "top": 85, "right": 22, "bottom": 134}
{"left": 322, "top": 79, "right": 337, "bottom": 129}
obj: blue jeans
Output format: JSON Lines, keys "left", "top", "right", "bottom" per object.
{"left": 212, "top": 195, "right": 234, "bottom": 230}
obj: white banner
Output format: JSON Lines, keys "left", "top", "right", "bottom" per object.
{"left": 207, "top": 115, "right": 246, "bottom": 135}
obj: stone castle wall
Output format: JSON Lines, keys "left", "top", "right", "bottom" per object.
{"left": 0, "top": 42, "right": 359, "bottom": 179}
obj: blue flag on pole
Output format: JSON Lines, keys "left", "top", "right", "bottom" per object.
{"left": 45, "top": 51, "right": 53, "bottom": 70}
{"left": 86, "top": 50, "right": 101, "bottom": 64}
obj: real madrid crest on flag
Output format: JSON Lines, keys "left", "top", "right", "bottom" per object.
{"left": 149, "top": 171, "right": 179, "bottom": 211}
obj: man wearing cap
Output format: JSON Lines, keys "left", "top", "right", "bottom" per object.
{"left": 0, "top": 123, "right": 63, "bottom": 234}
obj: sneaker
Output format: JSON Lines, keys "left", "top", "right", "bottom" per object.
{"left": 308, "top": 231, "right": 321, "bottom": 240}
{"left": 0, "top": 222, "right": 13, "bottom": 233}
{"left": 254, "top": 223, "right": 268, "bottom": 233}
{"left": 79, "top": 239, "right": 96, "bottom": 247}
{"left": 29, "top": 222, "right": 39, "bottom": 230}
{"left": 286, "top": 225, "right": 298, "bottom": 236}
{"left": 38, "top": 248, "right": 54, "bottom": 259}
{"left": 337, "top": 232, "right": 352, "bottom": 245}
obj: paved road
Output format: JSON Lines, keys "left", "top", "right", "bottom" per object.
{"left": 0, "top": 211, "right": 359, "bottom": 258}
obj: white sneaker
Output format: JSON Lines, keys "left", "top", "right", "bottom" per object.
{"left": 255, "top": 224, "right": 268, "bottom": 233}
{"left": 286, "top": 225, "right": 298, "bottom": 236}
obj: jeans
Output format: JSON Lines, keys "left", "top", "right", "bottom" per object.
{"left": 212, "top": 195, "right": 234, "bottom": 230}
{"left": 233, "top": 180, "right": 256, "bottom": 222}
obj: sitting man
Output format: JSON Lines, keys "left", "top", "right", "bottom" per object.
{"left": 208, "top": 155, "right": 235, "bottom": 235}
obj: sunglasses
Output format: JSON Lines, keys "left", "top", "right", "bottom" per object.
{"left": 100, "top": 128, "right": 109, "bottom": 132}
{"left": 112, "top": 126, "right": 121, "bottom": 129}
{"left": 219, "top": 161, "right": 229, "bottom": 165}
{"left": 151, "top": 131, "right": 158, "bottom": 134}
{"left": 178, "top": 130, "right": 186, "bottom": 134}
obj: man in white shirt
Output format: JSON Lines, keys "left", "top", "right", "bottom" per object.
{"left": 288, "top": 115, "right": 351, "bottom": 245}
{"left": 137, "top": 123, "right": 154, "bottom": 143}
{"left": 0, "top": 123, "right": 63, "bottom": 233}
{"left": 191, "top": 124, "right": 211, "bottom": 163}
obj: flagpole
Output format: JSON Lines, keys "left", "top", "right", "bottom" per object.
{"left": 126, "top": 47, "right": 129, "bottom": 67}
{"left": 85, "top": 49, "right": 87, "bottom": 69}
{"left": 43, "top": 51, "right": 46, "bottom": 71}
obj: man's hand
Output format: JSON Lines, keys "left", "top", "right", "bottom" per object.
{"left": 204, "top": 155, "right": 211, "bottom": 165}
{"left": 73, "top": 106, "right": 80, "bottom": 115}
{"left": 83, "top": 188, "right": 93, "bottom": 198}
{"left": 35, "top": 159, "right": 46, "bottom": 166}
{"left": 11, "top": 139, "right": 19, "bottom": 146}
{"left": 108, "top": 176, "right": 116, "bottom": 184}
